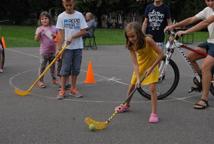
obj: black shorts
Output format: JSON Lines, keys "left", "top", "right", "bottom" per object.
{"left": 198, "top": 42, "right": 214, "bottom": 57}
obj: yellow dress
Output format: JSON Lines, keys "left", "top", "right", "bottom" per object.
{"left": 131, "top": 40, "right": 160, "bottom": 85}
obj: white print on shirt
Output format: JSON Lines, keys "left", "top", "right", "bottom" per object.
{"left": 44, "top": 30, "right": 53, "bottom": 40}
{"left": 148, "top": 10, "right": 165, "bottom": 31}
{"left": 64, "top": 18, "right": 81, "bottom": 29}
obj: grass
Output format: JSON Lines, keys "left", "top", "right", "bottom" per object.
{"left": 1, "top": 25, "right": 38, "bottom": 47}
{"left": 0, "top": 25, "right": 209, "bottom": 48}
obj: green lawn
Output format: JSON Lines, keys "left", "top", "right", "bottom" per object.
{"left": 0, "top": 25, "right": 208, "bottom": 48}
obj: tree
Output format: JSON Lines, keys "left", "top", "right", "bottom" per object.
{"left": 0, "top": 0, "right": 208, "bottom": 25}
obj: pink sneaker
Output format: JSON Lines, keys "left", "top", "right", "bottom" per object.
{"left": 149, "top": 113, "right": 159, "bottom": 123}
{"left": 115, "top": 103, "right": 130, "bottom": 113}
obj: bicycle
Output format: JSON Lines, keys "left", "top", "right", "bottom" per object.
{"left": 138, "top": 31, "right": 214, "bottom": 100}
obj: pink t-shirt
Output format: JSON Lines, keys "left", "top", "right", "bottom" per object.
{"left": 35, "top": 26, "right": 57, "bottom": 55}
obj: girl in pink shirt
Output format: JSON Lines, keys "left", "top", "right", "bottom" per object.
{"left": 35, "top": 11, "right": 58, "bottom": 88}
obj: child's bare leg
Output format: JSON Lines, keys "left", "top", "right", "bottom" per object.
{"left": 149, "top": 83, "right": 157, "bottom": 114}
{"left": 71, "top": 75, "right": 77, "bottom": 89}
{"left": 60, "top": 75, "right": 68, "bottom": 90}
{"left": 49, "top": 55, "right": 56, "bottom": 81}
{"left": 148, "top": 83, "right": 159, "bottom": 123}
{"left": 39, "top": 57, "right": 48, "bottom": 82}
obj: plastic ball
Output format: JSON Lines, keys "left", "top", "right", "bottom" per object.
{"left": 88, "top": 124, "right": 96, "bottom": 131}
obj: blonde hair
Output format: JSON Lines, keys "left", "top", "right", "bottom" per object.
{"left": 124, "top": 22, "right": 145, "bottom": 51}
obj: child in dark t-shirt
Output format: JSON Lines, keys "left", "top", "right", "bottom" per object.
{"left": 142, "top": 0, "right": 172, "bottom": 49}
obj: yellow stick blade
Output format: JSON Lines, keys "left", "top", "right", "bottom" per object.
{"left": 84, "top": 117, "right": 108, "bottom": 130}
{"left": 15, "top": 88, "right": 30, "bottom": 96}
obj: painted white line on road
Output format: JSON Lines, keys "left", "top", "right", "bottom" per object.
{"left": 8, "top": 47, "right": 214, "bottom": 110}
{"left": 6, "top": 48, "right": 40, "bottom": 58}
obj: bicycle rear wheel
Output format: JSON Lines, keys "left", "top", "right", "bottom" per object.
{"left": 0, "top": 43, "right": 5, "bottom": 70}
{"left": 138, "top": 57, "right": 180, "bottom": 100}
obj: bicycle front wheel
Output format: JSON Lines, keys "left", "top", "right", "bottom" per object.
{"left": 138, "top": 58, "right": 180, "bottom": 100}
{"left": 0, "top": 46, "right": 5, "bottom": 69}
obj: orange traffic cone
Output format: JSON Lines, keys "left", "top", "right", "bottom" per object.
{"left": 1, "top": 36, "right": 6, "bottom": 48}
{"left": 84, "top": 61, "right": 96, "bottom": 84}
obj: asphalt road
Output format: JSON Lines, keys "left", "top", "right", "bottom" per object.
{"left": 0, "top": 45, "right": 214, "bottom": 144}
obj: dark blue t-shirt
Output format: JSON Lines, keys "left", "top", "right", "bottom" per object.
{"left": 145, "top": 3, "right": 171, "bottom": 42}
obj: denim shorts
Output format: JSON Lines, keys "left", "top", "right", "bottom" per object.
{"left": 60, "top": 49, "right": 82, "bottom": 76}
{"left": 198, "top": 42, "right": 214, "bottom": 57}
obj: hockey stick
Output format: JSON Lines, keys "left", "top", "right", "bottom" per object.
{"left": 15, "top": 44, "right": 67, "bottom": 96}
{"left": 84, "top": 74, "right": 146, "bottom": 130}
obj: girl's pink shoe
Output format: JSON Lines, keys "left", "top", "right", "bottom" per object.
{"left": 149, "top": 113, "right": 159, "bottom": 123}
{"left": 115, "top": 103, "right": 130, "bottom": 113}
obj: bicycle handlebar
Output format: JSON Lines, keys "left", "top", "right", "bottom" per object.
{"left": 165, "top": 30, "right": 181, "bottom": 40}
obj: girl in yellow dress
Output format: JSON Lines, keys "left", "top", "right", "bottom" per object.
{"left": 115, "top": 22, "right": 164, "bottom": 123}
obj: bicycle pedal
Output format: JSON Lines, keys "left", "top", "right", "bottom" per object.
{"left": 188, "top": 87, "right": 201, "bottom": 93}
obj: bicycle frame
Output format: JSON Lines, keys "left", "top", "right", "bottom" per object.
{"left": 162, "top": 38, "right": 206, "bottom": 83}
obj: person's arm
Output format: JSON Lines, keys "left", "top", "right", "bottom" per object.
{"left": 164, "top": 16, "right": 200, "bottom": 32}
{"left": 176, "top": 15, "right": 214, "bottom": 36}
{"left": 56, "top": 15, "right": 65, "bottom": 50}
{"left": 142, "top": 18, "right": 148, "bottom": 34}
{"left": 129, "top": 50, "right": 141, "bottom": 84}
{"left": 67, "top": 29, "right": 87, "bottom": 44}
{"left": 34, "top": 33, "right": 40, "bottom": 41}
{"left": 56, "top": 29, "right": 64, "bottom": 50}
{"left": 67, "top": 13, "right": 87, "bottom": 44}
{"left": 145, "top": 37, "right": 164, "bottom": 75}
{"left": 34, "top": 27, "right": 43, "bottom": 41}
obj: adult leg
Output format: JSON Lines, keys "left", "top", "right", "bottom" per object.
{"left": 186, "top": 47, "right": 206, "bottom": 74}
{"left": 194, "top": 55, "right": 214, "bottom": 109}
{"left": 201, "top": 55, "right": 214, "bottom": 100}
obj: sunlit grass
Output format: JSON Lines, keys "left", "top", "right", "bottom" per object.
{"left": 0, "top": 25, "right": 208, "bottom": 48}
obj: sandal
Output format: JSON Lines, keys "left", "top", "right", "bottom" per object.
{"left": 194, "top": 99, "right": 209, "bottom": 109}
{"left": 37, "top": 81, "right": 46, "bottom": 88}
{"left": 115, "top": 103, "right": 130, "bottom": 113}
